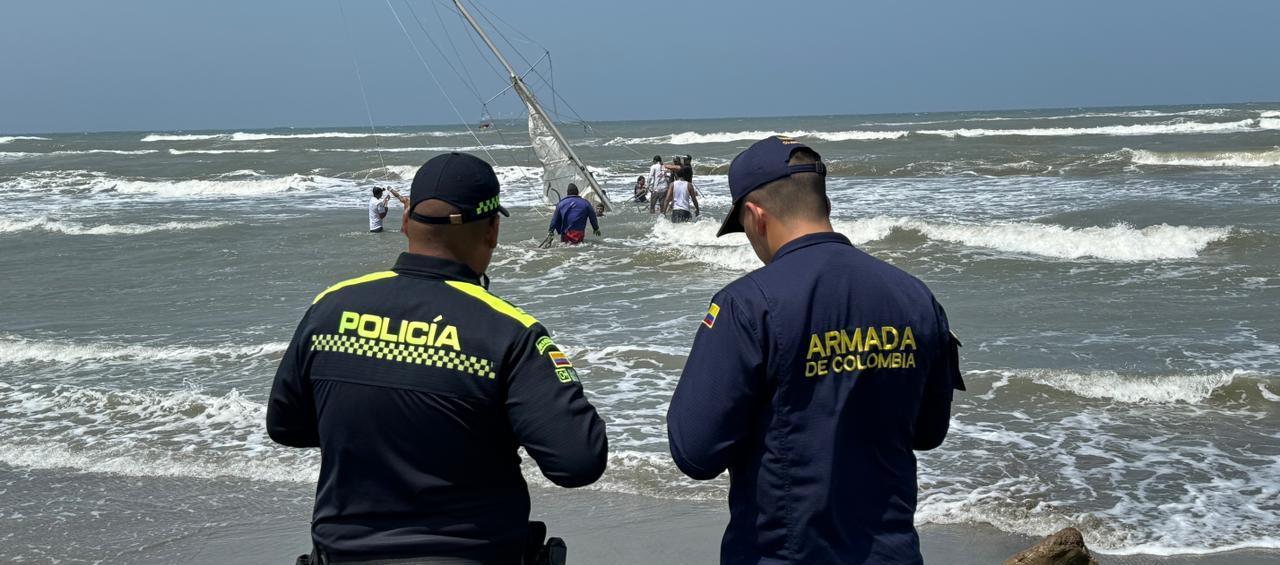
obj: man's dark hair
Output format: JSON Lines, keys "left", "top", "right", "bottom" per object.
{"left": 567, "top": 183, "right": 580, "bottom": 195}
{"left": 744, "top": 148, "right": 827, "bottom": 221}
{"left": 653, "top": 155, "right": 662, "bottom": 163}
{"left": 372, "top": 187, "right": 384, "bottom": 198}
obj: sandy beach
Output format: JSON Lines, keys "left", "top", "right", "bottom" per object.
{"left": 159, "top": 486, "right": 1279, "bottom": 564}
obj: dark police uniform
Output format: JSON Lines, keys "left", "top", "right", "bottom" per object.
{"left": 667, "top": 137, "right": 964, "bottom": 565}
{"left": 268, "top": 153, "right": 608, "bottom": 564}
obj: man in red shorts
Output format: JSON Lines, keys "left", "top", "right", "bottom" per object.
{"left": 548, "top": 184, "right": 601, "bottom": 245}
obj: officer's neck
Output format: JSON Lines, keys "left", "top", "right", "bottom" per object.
{"left": 405, "top": 243, "right": 490, "bottom": 279}
{"left": 762, "top": 218, "right": 834, "bottom": 264}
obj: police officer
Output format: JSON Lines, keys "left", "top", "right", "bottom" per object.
{"left": 666, "top": 137, "right": 964, "bottom": 565}
{"left": 268, "top": 152, "right": 608, "bottom": 564}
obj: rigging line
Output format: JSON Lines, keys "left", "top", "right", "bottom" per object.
{"left": 465, "top": 0, "right": 538, "bottom": 73}
{"left": 405, "top": 0, "right": 482, "bottom": 102}
{"left": 398, "top": 0, "right": 541, "bottom": 202}
{"left": 438, "top": 0, "right": 507, "bottom": 82}
{"left": 429, "top": 0, "right": 482, "bottom": 102}
{"left": 337, "top": 0, "right": 388, "bottom": 179}
{"left": 547, "top": 53, "right": 561, "bottom": 123}
{"left": 467, "top": 0, "right": 544, "bottom": 51}
{"left": 385, "top": 0, "right": 499, "bottom": 166}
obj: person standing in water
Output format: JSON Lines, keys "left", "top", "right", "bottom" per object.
{"left": 648, "top": 156, "right": 669, "bottom": 214}
{"left": 549, "top": 184, "right": 601, "bottom": 244}
{"left": 368, "top": 186, "right": 408, "bottom": 233}
{"left": 368, "top": 187, "right": 391, "bottom": 233}
{"left": 664, "top": 168, "right": 700, "bottom": 223}
{"left": 633, "top": 176, "right": 648, "bottom": 203}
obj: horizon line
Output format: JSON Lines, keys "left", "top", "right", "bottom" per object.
{"left": 5, "top": 99, "right": 1278, "bottom": 137}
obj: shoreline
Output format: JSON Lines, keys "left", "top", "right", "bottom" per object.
{"left": 168, "top": 485, "right": 1280, "bottom": 565}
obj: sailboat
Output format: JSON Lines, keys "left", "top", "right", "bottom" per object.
{"left": 451, "top": 0, "right": 613, "bottom": 213}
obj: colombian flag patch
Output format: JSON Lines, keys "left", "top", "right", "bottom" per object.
{"left": 549, "top": 351, "right": 572, "bottom": 368}
{"left": 703, "top": 303, "right": 720, "bottom": 329}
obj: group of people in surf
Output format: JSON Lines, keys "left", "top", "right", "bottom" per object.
{"left": 367, "top": 153, "right": 702, "bottom": 247}
{"left": 634, "top": 154, "right": 700, "bottom": 222}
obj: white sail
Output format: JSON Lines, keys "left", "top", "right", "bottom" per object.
{"left": 524, "top": 101, "right": 608, "bottom": 208}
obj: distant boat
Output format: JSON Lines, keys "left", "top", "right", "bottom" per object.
{"left": 451, "top": 0, "right": 613, "bottom": 212}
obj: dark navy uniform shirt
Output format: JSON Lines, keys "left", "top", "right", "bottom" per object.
{"left": 268, "top": 252, "right": 608, "bottom": 563}
{"left": 667, "top": 232, "right": 964, "bottom": 565}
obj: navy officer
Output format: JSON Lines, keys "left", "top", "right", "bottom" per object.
{"left": 666, "top": 136, "right": 964, "bottom": 565}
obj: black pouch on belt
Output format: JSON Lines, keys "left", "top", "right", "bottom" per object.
{"left": 524, "top": 521, "right": 567, "bottom": 565}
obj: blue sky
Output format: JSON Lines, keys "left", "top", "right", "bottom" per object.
{"left": 3, "top": 0, "right": 1278, "bottom": 133}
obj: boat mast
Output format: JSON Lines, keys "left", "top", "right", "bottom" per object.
{"left": 451, "top": 0, "right": 611, "bottom": 211}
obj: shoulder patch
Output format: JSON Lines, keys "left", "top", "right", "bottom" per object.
{"left": 445, "top": 281, "right": 539, "bottom": 328}
{"left": 313, "top": 271, "right": 398, "bottom": 304}
{"left": 703, "top": 302, "right": 720, "bottom": 329}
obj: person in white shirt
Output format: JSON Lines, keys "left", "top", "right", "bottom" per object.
{"left": 664, "top": 168, "right": 700, "bottom": 223}
{"left": 368, "top": 187, "right": 406, "bottom": 233}
{"left": 648, "top": 156, "right": 669, "bottom": 214}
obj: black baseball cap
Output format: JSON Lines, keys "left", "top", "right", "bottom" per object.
{"left": 718, "top": 136, "right": 825, "bottom": 237}
{"left": 409, "top": 152, "right": 509, "bottom": 224}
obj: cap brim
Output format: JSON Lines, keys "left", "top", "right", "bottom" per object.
{"left": 716, "top": 200, "right": 744, "bottom": 237}
{"left": 498, "top": 205, "right": 510, "bottom": 217}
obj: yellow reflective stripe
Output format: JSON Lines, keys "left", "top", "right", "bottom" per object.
{"left": 312, "top": 271, "right": 398, "bottom": 304}
{"left": 445, "top": 281, "right": 538, "bottom": 328}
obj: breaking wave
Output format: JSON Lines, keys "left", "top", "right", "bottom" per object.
{"left": 93, "top": 173, "right": 343, "bottom": 198}
{"left": 0, "top": 149, "right": 157, "bottom": 159}
{"left": 1025, "top": 369, "right": 1249, "bottom": 404}
{"left": 139, "top": 133, "right": 224, "bottom": 142}
{"left": 606, "top": 129, "right": 907, "bottom": 146}
{"left": 168, "top": 148, "right": 279, "bottom": 155}
{"left": 919, "top": 119, "right": 1275, "bottom": 138}
{"left": 0, "top": 136, "right": 50, "bottom": 143}
{"left": 647, "top": 216, "right": 1232, "bottom": 269}
{"left": 0, "top": 216, "right": 234, "bottom": 235}
{"left": 309, "top": 144, "right": 529, "bottom": 153}
{"left": 901, "top": 219, "right": 1232, "bottom": 261}
{"left": 54, "top": 149, "right": 158, "bottom": 155}
{"left": 141, "top": 131, "right": 470, "bottom": 143}
{"left": 1128, "top": 147, "right": 1280, "bottom": 168}
{"left": 601, "top": 118, "right": 1274, "bottom": 146}
{"left": 0, "top": 335, "right": 287, "bottom": 365}
{"left": 875, "top": 108, "right": 1239, "bottom": 126}
{"left": 0, "top": 382, "right": 316, "bottom": 483}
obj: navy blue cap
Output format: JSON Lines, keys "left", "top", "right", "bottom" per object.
{"left": 718, "top": 136, "right": 825, "bottom": 236}
{"left": 409, "top": 152, "right": 509, "bottom": 225}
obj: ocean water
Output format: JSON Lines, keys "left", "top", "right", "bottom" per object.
{"left": 1, "top": 103, "right": 1278, "bottom": 561}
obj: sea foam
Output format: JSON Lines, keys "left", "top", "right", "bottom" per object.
{"left": 0, "top": 335, "right": 286, "bottom": 365}
{"left": 0, "top": 136, "right": 51, "bottom": 143}
{"left": 1026, "top": 369, "right": 1246, "bottom": 404}
{"left": 1129, "top": 147, "right": 1280, "bottom": 167}
{"left": 606, "top": 129, "right": 907, "bottom": 146}
{"left": 0, "top": 216, "right": 234, "bottom": 236}
{"left": 141, "top": 131, "right": 467, "bottom": 143}
{"left": 918, "top": 119, "right": 1274, "bottom": 138}
{"left": 646, "top": 217, "right": 1232, "bottom": 269}
{"left": 168, "top": 148, "right": 279, "bottom": 155}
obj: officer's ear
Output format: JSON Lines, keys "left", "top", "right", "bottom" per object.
{"left": 742, "top": 201, "right": 768, "bottom": 237}
{"left": 401, "top": 205, "right": 410, "bottom": 237}
{"left": 484, "top": 215, "right": 500, "bottom": 249}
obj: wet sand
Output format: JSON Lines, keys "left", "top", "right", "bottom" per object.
{"left": 173, "top": 486, "right": 1279, "bottom": 565}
